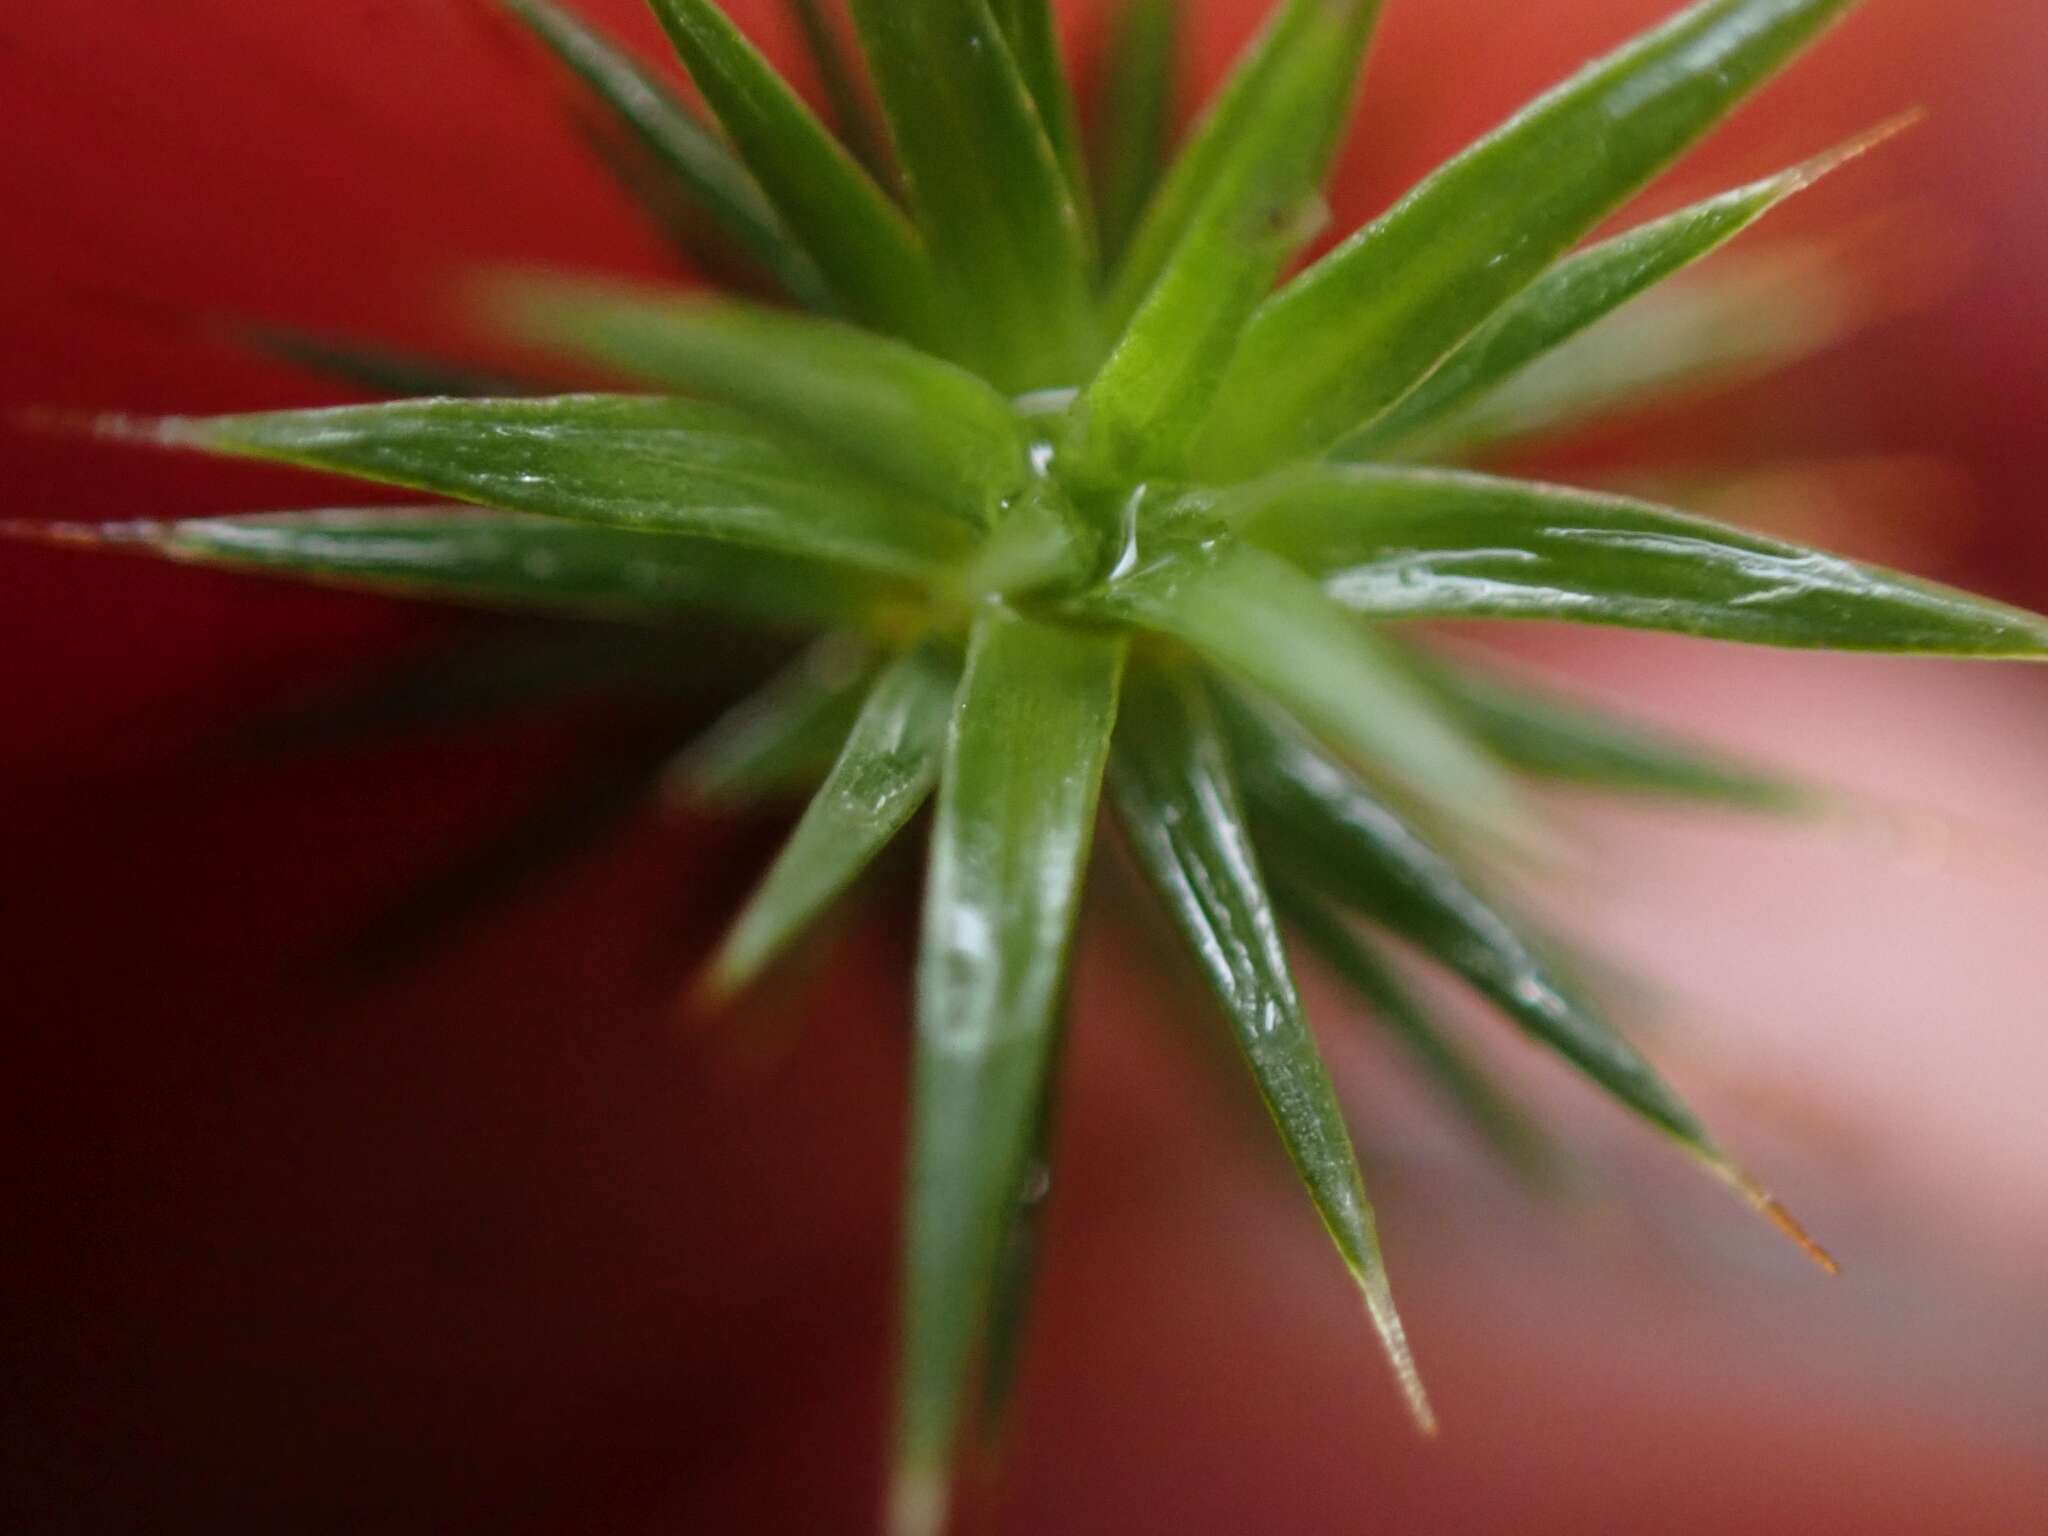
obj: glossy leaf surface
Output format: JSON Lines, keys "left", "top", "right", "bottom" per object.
{"left": 647, "top": 0, "right": 941, "bottom": 344}
{"left": 665, "top": 636, "right": 877, "bottom": 809}
{"left": 1230, "top": 465, "right": 2048, "bottom": 655}
{"left": 493, "top": 280, "right": 1030, "bottom": 520}
{"left": 1087, "top": 0, "right": 1179, "bottom": 270}
{"left": 24, "top": 506, "right": 896, "bottom": 628}
{"left": 126, "top": 395, "right": 974, "bottom": 581}
{"left": 898, "top": 610, "right": 1123, "bottom": 1532}
{"left": 851, "top": 0, "right": 1096, "bottom": 390}
{"left": 1108, "top": 659, "right": 1430, "bottom": 1428}
{"left": 1278, "top": 881, "right": 1568, "bottom": 1185}
{"left": 501, "top": 0, "right": 835, "bottom": 308}
{"left": 707, "top": 639, "right": 957, "bottom": 997}
{"left": 1199, "top": 0, "right": 1863, "bottom": 474}
{"left": 1404, "top": 647, "right": 1814, "bottom": 811}
{"left": 1337, "top": 125, "right": 1896, "bottom": 461}
{"left": 1224, "top": 691, "right": 1710, "bottom": 1149}
{"left": 1073, "top": 0, "right": 1383, "bottom": 483}
{"left": 1072, "top": 532, "right": 1525, "bottom": 841}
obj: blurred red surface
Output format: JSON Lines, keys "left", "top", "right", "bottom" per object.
{"left": 5, "top": 3, "right": 2047, "bottom": 1532}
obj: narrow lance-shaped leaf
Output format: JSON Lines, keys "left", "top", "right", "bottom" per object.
{"left": 704, "top": 638, "right": 958, "bottom": 998}
{"left": 850, "top": 0, "right": 1097, "bottom": 390}
{"left": 499, "top": 0, "right": 835, "bottom": 309}
{"left": 8, "top": 506, "right": 907, "bottom": 630}
{"left": 1226, "top": 691, "right": 1836, "bottom": 1270}
{"left": 1337, "top": 119, "right": 1907, "bottom": 462}
{"left": 645, "top": 0, "right": 943, "bottom": 346}
{"left": 976, "top": 1024, "right": 1063, "bottom": 1454}
{"left": 237, "top": 325, "right": 544, "bottom": 399}
{"left": 1275, "top": 878, "right": 1570, "bottom": 1188}
{"left": 1198, "top": 0, "right": 1866, "bottom": 475}
{"left": 779, "top": 0, "right": 888, "bottom": 179}
{"left": 1107, "top": 658, "right": 1432, "bottom": 1429}
{"left": 896, "top": 611, "right": 1124, "bottom": 1536}
{"left": 987, "top": 0, "right": 1094, "bottom": 249}
{"left": 1228, "top": 464, "right": 2048, "bottom": 657}
{"left": 1411, "top": 243, "right": 1858, "bottom": 456}
{"left": 1400, "top": 645, "right": 1816, "bottom": 812}
{"left": 106, "top": 394, "right": 975, "bottom": 582}
{"left": 490, "top": 278, "right": 1031, "bottom": 521}
{"left": 1104, "top": 0, "right": 1380, "bottom": 336}
{"left": 1070, "top": 0, "right": 1384, "bottom": 484}
{"left": 665, "top": 635, "right": 878, "bottom": 810}
{"left": 1070, "top": 528, "right": 1529, "bottom": 846}
{"left": 1087, "top": 0, "right": 1179, "bottom": 271}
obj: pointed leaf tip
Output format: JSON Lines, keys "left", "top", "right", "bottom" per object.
{"left": 1705, "top": 1157, "right": 1841, "bottom": 1275}
{"left": 886, "top": 1464, "right": 949, "bottom": 1536}
{"left": 1358, "top": 1274, "right": 1438, "bottom": 1437}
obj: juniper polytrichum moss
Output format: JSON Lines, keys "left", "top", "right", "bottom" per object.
{"left": 30, "top": 1, "right": 2048, "bottom": 1531}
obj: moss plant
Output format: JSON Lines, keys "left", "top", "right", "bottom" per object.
{"left": 21, "top": 1, "right": 2048, "bottom": 1530}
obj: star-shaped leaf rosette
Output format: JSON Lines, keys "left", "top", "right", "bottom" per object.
{"left": 27, "top": 0, "right": 2048, "bottom": 1530}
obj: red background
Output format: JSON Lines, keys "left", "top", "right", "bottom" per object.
{"left": 6, "top": 3, "right": 2048, "bottom": 1531}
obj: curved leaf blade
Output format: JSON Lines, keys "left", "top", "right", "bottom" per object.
{"left": 499, "top": 0, "right": 835, "bottom": 308}
{"left": 490, "top": 279, "right": 1030, "bottom": 521}
{"left": 1105, "top": 0, "right": 1380, "bottom": 336}
{"left": 706, "top": 638, "right": 957, "bottom": 997}
{"left": 1337, "top": 120, "right": 1905, "bottom": 462}
{"left": 1199, "top": 0, "right": 1866, "bottom": 475}
{"left": 1087, "top": 0, "right": 1180, "bottom": 270}
{"left": 988, "top": 0, "right": 1094, "bottom": 247}
{"left": 14, "top": 505, "right": 898, "bottom": 627}
{"left": 1071, "top": 1, "right": 1384, "bottom": 484}
{"left": 111, "top": 395, "right": 974, "bottom": 581}
{"left": 646, "top": 0, "right": 943, "bottom": 345}
{"left": 1070, "top": 531, "right": 1528, "bottom": 844}
{"left": 1229, "top": 465, "right": 2048, "bottom": 656}
{"left": 850, "top": 0, "right": 1097, "bottom": 390}
{"left": 896, "top": 611, "right": 1123, "bottom": 1536}
{"left": 1108, "top": 658, "right": 1432, "bottom": 1430}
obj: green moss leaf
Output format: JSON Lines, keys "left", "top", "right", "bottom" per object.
{"left": 778, "top": 0, "right": 889, "bottom": 179}
{"left": 988, "top": 0, "right": 1094, "bottom": 250}
{"left": 1229, "top": 464, "right": 2048, "bottom": 656}
{"left": 1085, "top": 0, "right": 1179, "bottom": 271}
{"left": 491, "top": 279, "right": 1030, "bottom": 521}
{"left": 1108, "top": 658, "right": 1432, "bottom": 1430}
{"left": 499, "top": 0, "right": 834, "bottom": 308}
{"left": 119, "top": 394, "right": 974, "bottom": 581}
{"left": 646, "top": 0, "right": 942, "bottom": 344}
{"left": 665, "top": 635, "right": 878, "bottom": 809}
{"left": 706, "top": 638, "right": 957, "bottom": 998}
{"left": 897, "top": 610, "right": 1123, "bottom": 1535}
{"left": 1199, "top": 0, "right": 1865, "bottom": 475}
{"left": 851, "top": 0, "right": 1098, "bottom": 391}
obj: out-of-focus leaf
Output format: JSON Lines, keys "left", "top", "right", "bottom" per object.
{"left": 499, "top": 0, "right": 835, "bottom": 309}
{"left": 114, "top": 395, "right": 974, "bottom": 581}
{"left": 1087, "top": 0, "right": 1179, "bottom": 271}
{"left": 491, "top": 279, "right": 1029, "bottom": 520}
{"left": 850, "top": 0, "right": 1097, "bottom": 390}
{"left": 705, "top": 639, "right": 957, "bottom": 997}
{"left": 1276, "top": 879, "right": 1569, "bottom": 1187}
{"left": 239, "top": 325, "right": 544, "bottom": 399}
{"left": 780, "top": 0, "right": 888, "bottom": 179}
{"left": 1229, "top": 692, "right": 1835, "bottom": 1270}
{"left": 1070, "top": 1, "right": 1383, "bottom": 485}
{"left": 1104, "top": 0, "right": 1378, "bottom": 337}
{"left": 22, "top": 506, "right": 905, "bottom": 628}
{"left": 1228, "top": 464, "right": 2048, "bottom": 656}
{"left": 1107, "top": 658, "right": 1431, "bottom": 1429}
{"left": 896, "top": 610, "right": 1123, "bottom": 1536}
{"left": 976, "top": 1030, "right": 1061, "bottom": 1452}
{"left": 1070, "top": 530, "right": 1527, "bottom": 844}
{"left": 1199, "top": 0, "right": 1865, "bottom": 475}
{"left": 646, "top": 0, "right": 942, "bottom": 344}
{"left": 1402, "top": 646, "right": 1816, "bottom": 811}
{"left": 1337, "top": 120, "right": 1905, "bottom": 461}
{"left": 665, "top": 635, "right": 878, "bottom": 809}
{"left": 988, "top": 0, "right": 1093, "bottom": 246}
